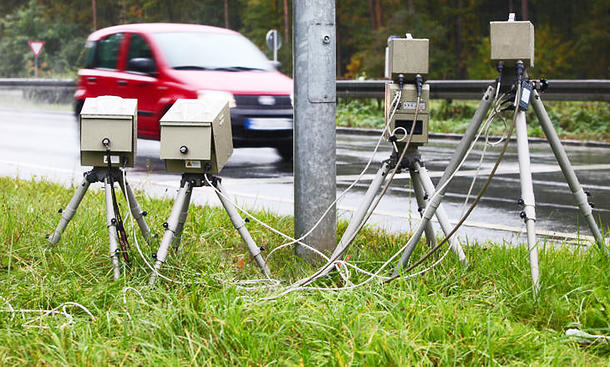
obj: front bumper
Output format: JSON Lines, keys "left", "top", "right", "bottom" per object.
{"left": 230, "top": 107, "right": 293, "bottom": 148}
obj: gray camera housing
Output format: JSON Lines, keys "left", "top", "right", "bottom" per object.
{"left": 387, "top": 36, "right": 429, "bottom": 80}
{"left": 80, "top": 96, "right": 137, "bottom": 167}
{"left": 160, "top": 98, "right": 233, "bottom": 174}
{"left": 490, "top": 19, "right": 535, "bottom": 68}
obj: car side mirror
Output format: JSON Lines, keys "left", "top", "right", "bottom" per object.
{"left": 128, "top": 58, "right": 157, "bottom": 76}
{"left": 271, "top": 60, "right": 281, "bottom": 70}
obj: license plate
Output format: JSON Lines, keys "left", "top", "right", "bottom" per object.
{"left": 244, "top": 118, "right": 293, "bottom": 130}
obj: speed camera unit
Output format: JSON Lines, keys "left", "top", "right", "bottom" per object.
{"left": 160, "top": 98, "right": 233, "bottom": 174}
{"left": 387, "top": 35, "right": 429, "bottom": 81}
{"left": 80, "top": 96, "right": 137, "bottom": 167}
{"left": 490, "top": 18, "right": 534, "bottom": 68}
{"left": 385, "top": 83, "right": 430, "bottom": 144}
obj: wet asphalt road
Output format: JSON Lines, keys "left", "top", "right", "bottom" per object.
{"left": 1, "top": 107, "right": 608, "bottom": 247}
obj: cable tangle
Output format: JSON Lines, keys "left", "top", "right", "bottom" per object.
{"left": 124, "top": 81, "right": 516, "bottom": 302}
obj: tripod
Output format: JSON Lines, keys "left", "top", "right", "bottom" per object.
{"left": 148, "top": 173, "right": 271, "bottom": 285}
{"left": 323, "top": 144, "right": 469, "bottom": 279}
{"left": 47, "top": 167, "right": 152, "bottom": 279}
{"left": 393, "top": 78, "right": 608, "bottom": 291}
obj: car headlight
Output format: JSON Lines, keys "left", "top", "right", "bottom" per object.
{"left": 197, "top": 90, "right": 236, "bottom": 108}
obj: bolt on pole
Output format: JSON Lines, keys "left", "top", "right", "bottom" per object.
{"left": 293, "top": 0, "right": 337, "bottom": 261}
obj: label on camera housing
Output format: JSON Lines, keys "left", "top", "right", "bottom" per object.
{"left": 185, "top": 160, "right": 202, "bottom": 169}
{"left": 103, "top": 155, "right": 120, "bottom": 164}
{"left": 402, "top": 101, "right": 427, "bottom": 111}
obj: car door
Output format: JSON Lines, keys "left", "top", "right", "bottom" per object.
{"left": 84, "top": 33, "right": 126, "bottom": 98}
{"left": 118, "top": 33, "right": 163, "bottom": 137}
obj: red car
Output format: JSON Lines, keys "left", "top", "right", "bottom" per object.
{"left": 75, "top": 23, "right": 294, "bottom": 159}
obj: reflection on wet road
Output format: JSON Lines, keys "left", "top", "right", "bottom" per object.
{"left": 1, "top": 107, "right": 608, "bottom": 246}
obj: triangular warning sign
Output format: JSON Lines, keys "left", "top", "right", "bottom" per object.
{"left": 28, "top": 41, "right": 45, "bottom": 57}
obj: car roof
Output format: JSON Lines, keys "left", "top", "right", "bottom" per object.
{"left": 88, "top": 23, "right": 237, "bottom": 40}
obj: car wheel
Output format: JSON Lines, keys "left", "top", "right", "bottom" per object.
{"left": 74, "top": 100, "right": 84, "bottom": 120}
{"left": 276, "top": 144, "right": 293, "bottom": 161}
{"left": 74, "top": 100, "right": 84, "bottom": 137}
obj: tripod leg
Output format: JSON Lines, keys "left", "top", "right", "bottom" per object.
{"left": 47, "top": 176, "right": 91, "bottom": 245}
{"left": 415, "top": 163, "right": 468, "bottom": 266}
{"left": 515, "top": 110, "right": 540, "bottom": 292}
{"left": 394, "top": 85, "right": 496, "bottom": 275}
{"left": 104, "top": 177, "right": 122, "bottom": 280}
{"left": 314, "top": 161, "right": 391, "bottom": 278}
{"left": 335, "top": 161, "right": 391, "bottom": 253}
{"left": 410, "top": 168, "right": 438, "bottom": 248}
{"left": 118, "top": 178, "right": 152, "bottom": 244}
{"left": 213, "top": 180, "right": 271, "bottom": 278}
{"left": 172, "top": 187, "right": 193, "bottom": 252}
{"left": 532, "top": 91, "right": 608, "bottom": 255}
{"left": 149, "top": 181, "right": 192, "bottom": 285}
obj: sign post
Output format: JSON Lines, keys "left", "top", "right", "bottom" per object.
{"left": 265, "top": 29, "right": 281, "bottom": 62}
{"left": 28, "top": 41, "right": 45, "bottom": 78}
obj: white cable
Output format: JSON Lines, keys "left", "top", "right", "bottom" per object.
{"left": 1, "top": 300, "right": 95, "bottom": 329}
{"left": 391, "top": 127, "right": 409, "bottom": 142}
{"left": 195, "top": 90, "right": 403, "bottom": 279}
{"left": 122, "top": 169, "right": 189, "bottom": 284}
{"left": 203, "top": 175, "right": 357, "bottom": 283}
{"left": 460, "top": 95, "right": 508, "bottom": 215}
{"left": 282, "top": 92, "right": 426, "bottom": 289}
{"left": 122, "top": 286, "right": 146, "bottom": 304}
{"left": 126, "top": 86, "right": 497, "bottom": 295}
{"left": 259, "top": 92, "right": 506, "bottom": 299}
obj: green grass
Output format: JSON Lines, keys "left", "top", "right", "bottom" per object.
{"left": 1, "top": 177, "right": 609, "bottom": 365}
{"left": 337, "top": 98, "right": 610, "bottom": 141}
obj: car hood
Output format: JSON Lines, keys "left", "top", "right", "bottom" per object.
{"left": 167, "top": 70, "right": 293, "bottom": 95}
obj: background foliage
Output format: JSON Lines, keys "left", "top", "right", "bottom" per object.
{"left": 0, "top": 0, "right": 608, "bottom": 79}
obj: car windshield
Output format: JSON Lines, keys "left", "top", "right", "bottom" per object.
{"left": 152, "top": 31, "right": 273, "bottom": 71}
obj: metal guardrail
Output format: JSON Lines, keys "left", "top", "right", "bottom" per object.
{"left": 339, "top": 79, "right": 610, "bottom": 101}
{"left": 0, "top": 78, "right": 75, "bottom": 87}
{"left": 0, "top": 78, "right": 608, "bottom": 102}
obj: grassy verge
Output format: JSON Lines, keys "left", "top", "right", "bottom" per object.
{"left": 337, "top": 99, "right": 610, "bottom": 142}
{"left": 1, "top": 177, "right": 608, "bottom": 365}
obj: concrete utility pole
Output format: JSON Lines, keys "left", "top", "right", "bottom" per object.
{"left": 293, "top": 1, "right": 337, "bottom": 261}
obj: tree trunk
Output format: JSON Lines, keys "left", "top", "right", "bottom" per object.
{"left": 375, "top": 0, "right": 382, "bottom": 30}
{"left": 368, "top": 0, "right": 376, "bottom": 31}
{"left": 91, "top": 0, "right": 97, "bottom": 30}
{"left": 521, "top": 0, "right": 528, "bottom": 20}
{"left": 283, "top": 0, "right": 290, "bottom": 43}
{"left": 455, "top": 0, "right": 466, "bottom": 79}
{"left": 508, "top": 0, "right": 514, "bottom": 13}
{"left": 224, "top": 0, "right": 230, "bottom": 28}
{"left": 408, "top": 0, "right": 415, "bottom": 15}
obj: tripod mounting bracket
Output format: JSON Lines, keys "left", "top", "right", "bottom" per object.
{"left": 84, "top": 166, "right": 125, "bottom": 184}
{"left": 180, "top": 173, "right": 220, "bottom": 189}
{"left": 390, "top": 148, "right": 422, "bottom": 172}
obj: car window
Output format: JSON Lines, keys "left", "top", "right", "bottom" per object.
{"left": 84, "top": 40, "right": 96, "bottom": 68}
{"left": 94, "top": 33, "right": 123, "bottom": 69}
{"left": 127, "top": 34, "right": 154, "bottom": 67}
{"left": 152, "top": 32, "right": 273, "bottom": 72}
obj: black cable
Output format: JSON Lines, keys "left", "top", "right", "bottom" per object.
{"left": 105, "top": 145, "right": 131, "bottom": 267}
{"left": 415, "top": 74, "right": 423, "bottom": 98}
{"left": 495, "top": 62, "right": 504, "bottom": 100}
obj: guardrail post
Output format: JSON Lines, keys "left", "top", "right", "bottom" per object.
{"left": 293, "top": 0, "right": 337, "bottom": 261}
